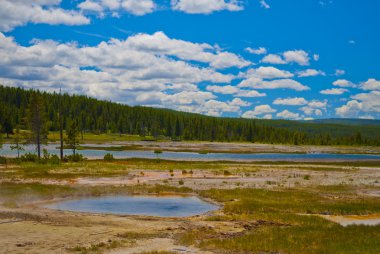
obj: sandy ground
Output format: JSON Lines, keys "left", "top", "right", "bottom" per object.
{"left": 319, "top": 214, "right": 380, "bottom": 226}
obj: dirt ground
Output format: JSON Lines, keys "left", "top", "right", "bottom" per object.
{"left": 1, "top": 158, "right": 380, "bottom": 253}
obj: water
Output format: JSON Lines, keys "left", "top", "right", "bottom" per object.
{"left": 45, "top": 195, "right": 218, "bottom": 217}
{"left": 1, "top": 143, "right": 380, "bottom": 161}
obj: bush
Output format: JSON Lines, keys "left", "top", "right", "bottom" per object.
{"left": 64, "top": 153, "right": 85, "bottom": 162}
{"left": 223, "top": 170, "right": 232, "bottom": 176}
{"left": 179, "top": 180, "right": 184, "bottom": 185}
{"left": 49, "top": 154, "right": 60, "bottom": 164}
{"left": 0, "top": 156, "right": 7, "bottom": 164}
{"left": 154, "top": 149, "right": 163, "bottom": 154}
{"left": 104, "top": 153, "right": 114, "bottom": 161}
{"left": 20, "top": 153, "right": 38, "bottom": 162}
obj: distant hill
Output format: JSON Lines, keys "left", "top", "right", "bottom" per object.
{"left": 309, "top": 118, "right": 380, "bottom": 126}
{"left": 1, "top": 85, "right": 380, "bottom": 146}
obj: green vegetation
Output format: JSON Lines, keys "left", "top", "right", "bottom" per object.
{"left": 178, "top": 187, "right": 380, "bottom": 254}
{"left": 104, "top": 153, "right": 114, "bottom": 161}
{"left": 2, "top": 85, "right": 380, "bottom": 145}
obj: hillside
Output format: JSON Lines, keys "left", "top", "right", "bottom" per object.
{"left": 1, "top": 85, "right": 380, "bottom": 146}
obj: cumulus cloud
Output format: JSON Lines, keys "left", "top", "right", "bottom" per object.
{"left": 241, "top": 104, "right": 276, "bottom": 118}
{"left": 276, "top": 110, "right": 301, "bottom": 120}
{"left": 206, "top": 85, "right": 239, "bottom": 94}
{"left": 360, "top": 78, "right": 380, "bottom": 91}
{"left": 238, "top": 78, "right": 309, "bottom": 91}
{"left": 273, "top": 97, "right": 308, "bottom": 106}
{"left": 300, "top": 100, "right": 327, "bottom": 116}
{"left": 261, "top": 50, "right": 310, "bottom": 66}
{"left": 171, "top": 0, "right": 244, "bottom": 14}
{"left": 333, "top": 79, "right": 355, "bottom": 88}
{"left": 245, "top": 47, "right": 267, "bottom": 55}
{"left": 261, "top": 54, "right": 286, "bottom": 64}
{"left": 0, "top": 31, "right": 254, "bottom": 116}
{"left": 206, "top": 85, "right": 266, "bottom": 98}
{"left": 320, "top": 88, "right": 348, "bottom": 95}
{"left": 0, "top": 0, "right": 90, "bottom": 32}
{"left": 297, "top": 69, "right": 325, "bottom": 77}
{"left": 335, "top": 100, "right": 363, "bottom": 117}
{"left": 79, "top": 0, "right": 155, "bottom": 16}
{"left": 243, "top": 66, "right": 293, "bottom": 79}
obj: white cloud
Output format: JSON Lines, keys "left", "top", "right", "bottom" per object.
{"left": 121, "top": 0, "right": 155, "bottom": 15}
{"left": 0, "top": 31, "right": 244, "bottom": 117}
{"left": 276, "top": 110, "right": 301, "bottom": 120}
{"left": 313, "top": 54, "right": 320, "bottom": 61}
{"left": 206, "top": 85, "right": 266, "bottom": 98}
{"left": 0, "top": 0, "right": 90, "bottom": 32}
{"left": 320, "top": 88, "right": 348, "bottom": 95}
{"left": 360, "top": 78, "right": 380, "bottom": 91}
{"left": 122, "top": 31, "right": 250, "bottom": 69}
{"left": 242, "top": 104, "right": 276, "bottom": 118}
{"left": 300, "top": 100, "right": 327, "bottom": 116}
{"left": 348, "top": 40, "right": 356, "bottom": 44}
{"left": 206, "top": 85, "right": 239, "bottom": 94}
{"left": 238, "top": 78, "right": 309, "bottom": 91}
{"left": 273, "top": 97, "right": 308, "bottom": 106}
{"left": 246, "top": 66, "right": 294, "bottom": 79}
{"left": 171, "top": 0, "right": 244, "bottom": 14}
{"left": 245, "top": 47, "right": 267, "bottom": 55}
{"left": 283, "top": 50, "right": 310, "bottom": 66}
{"left": 261, "top": 50, "right": 310, "bottom": 66}
{"left": 229, "top": 98, "right": 251, "bottom": 107}
{"left": 335, "top": 100, "right": 363, "bottom": 117}
{"left": 79, "top": 0, "right": 155, "bottom": 16}
{"left": 297, "top": 69, "right": 325, "bottom": 77}
{"left": 259, "top": 0, "right": 270, "bottom": 9}
{"left": 335, "top": 69, "right": 345, "bottom": 76}
{"left": 235, "top": 90, "right": 266, "bottom": 98}
{"left": 333, "top": 79, "right": 355, "bottom": 88}
{"left": 261, "top": 54, "right": 286, "bottom": 64}
{"left": 351, "top": 91, "right": 380, "bottom": 113}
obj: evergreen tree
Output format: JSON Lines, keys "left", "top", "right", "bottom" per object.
{"left": 27, "top": 92, "right": 48, "bottom": 159}
{"left": 66, "top": 120, "right": 80, "bottom": 155}
{"left": 10, "top": 127, "right": 24, "bottom": 158}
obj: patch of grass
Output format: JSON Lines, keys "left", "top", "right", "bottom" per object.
{"left": 178, "top": 187, "right": 380, "bottom": 254}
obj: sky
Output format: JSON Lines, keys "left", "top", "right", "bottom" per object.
{"left": 1, "top": 0, "right": 380, "bottom": 120}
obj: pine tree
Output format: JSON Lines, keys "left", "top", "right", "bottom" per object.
{"left": 10, "top": 127, "right": 24, "bottom": 158}
{"left": 66, "top": 120, "right": 80, "bottom": 155}
{"left": 27, "top": 92, "right": 48, "bottom": 159}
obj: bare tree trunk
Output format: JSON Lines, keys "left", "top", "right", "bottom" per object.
{"left": 59, "top": 89, "right": 64, "bottom": 161}
{"left": 37, "top": 130, "right": 41, "bottom": 159}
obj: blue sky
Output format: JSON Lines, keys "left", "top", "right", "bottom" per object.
{"left": 1, "top": 0, "right": 379, "bottom": 120}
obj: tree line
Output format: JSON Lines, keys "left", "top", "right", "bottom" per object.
{"left": 1, "top": 85, "right": 380, "bottom": 152}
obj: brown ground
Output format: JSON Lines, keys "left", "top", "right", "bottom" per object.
{"left": 1, "top": 159, "right": 380, "bottom": 253}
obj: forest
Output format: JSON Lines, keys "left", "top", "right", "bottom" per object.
{"left": 1, "top": 85, "right": 380, "bottom": 146}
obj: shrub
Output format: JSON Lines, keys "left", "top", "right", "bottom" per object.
{"left": 182, "top": 169, "right": 187, "bottom": 174}
{"left": 20, "top": 153, "right": 38, "bottom": 162}
{"left": 104, "top": 153, "right": 114, "bottom": 161}
{"left": 223, "top": 170, "right": 232, "bottom": 176}
{"left": 0, "top": 156, "right": 7, "bottom": 164}
{"left": 49, "top": 154, "right": 60, "bottom": 164}
{"left": 64, "top": 153, "right": 85, "bottom": 162}
{"left": 179, "top": 180, "right": 184, "bottom": 185}
{"left": 154, "top": 149, "right": 163, "bottom": 154}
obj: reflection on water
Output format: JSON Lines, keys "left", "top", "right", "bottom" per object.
{"left": 1, "top": 143, "right": 380, "bottom": 161}
{"left": 45, "top": 195, "right": 218, "bottom": 217}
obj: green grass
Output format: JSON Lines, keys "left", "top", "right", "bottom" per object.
{"left": 177, "top": 187, "right": 380, "bottom": 254}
